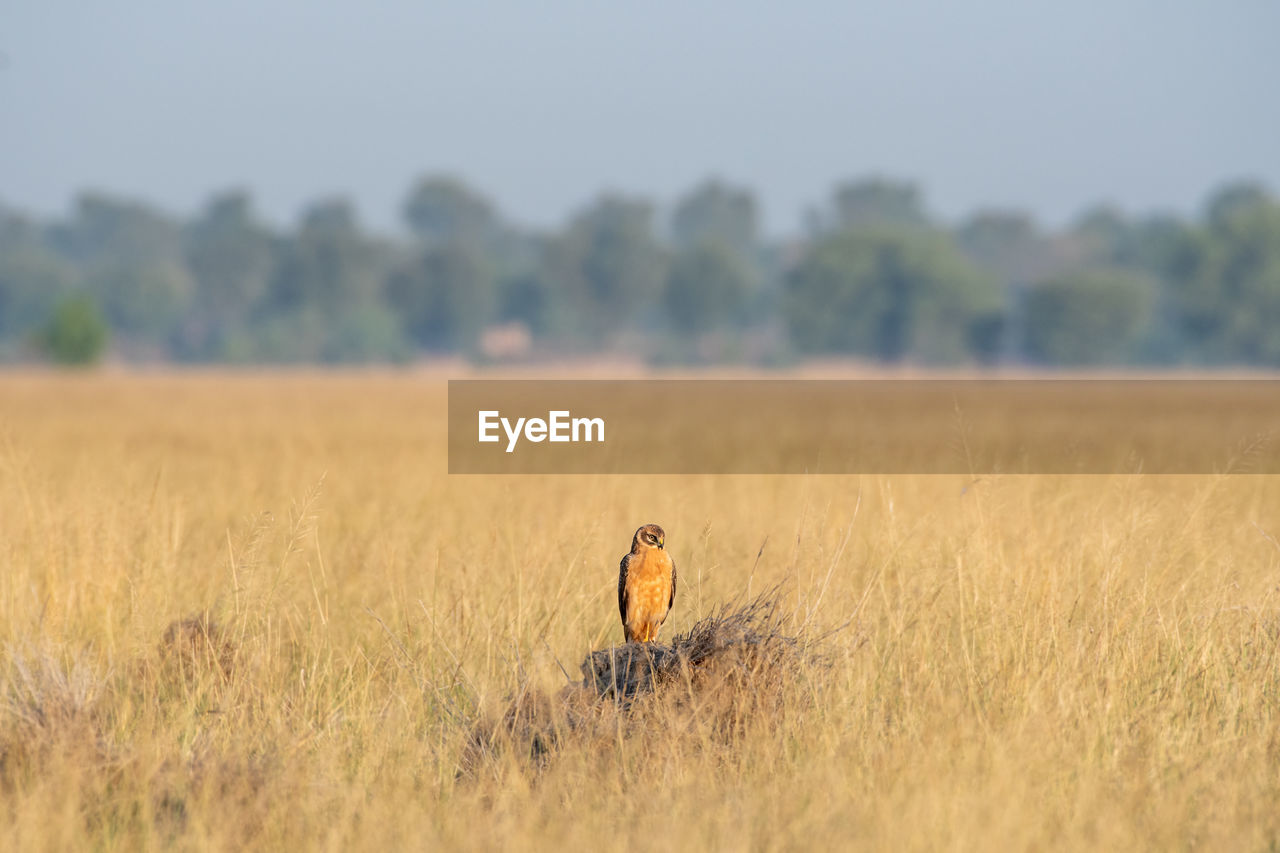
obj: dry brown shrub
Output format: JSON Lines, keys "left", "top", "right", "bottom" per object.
{"left": 464, "top": 588, "right": 824, "bottom": 775}
{"left": 0, "top": 645, "right": 109, "bottom": 784}
{"left": 157, "top": 612, "right": 237, "bottom": 685}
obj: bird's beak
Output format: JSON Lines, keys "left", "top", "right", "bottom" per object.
{"left": 658, "top": 536, "right": 664, "bottom": 548}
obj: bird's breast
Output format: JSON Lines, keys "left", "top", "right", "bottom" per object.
{"left": 628, "top": 550, "right": 673, "bottom": 614}
{"left": 631, "top": 549, "right": 672, "bottom": 583}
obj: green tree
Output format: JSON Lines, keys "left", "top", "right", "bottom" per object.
{"left": 322, "top": 304, "right": 412, "bottom": 363}
{"left": 48, "top": 192, "right": 182, "bottom": 266}
{"left": 496, "top": 270, "right": 555, "bottom": 336}
{"left": 36, "top": 194, "right": 184, "bottom": 355}
{"left": 1199, "top": 184, "right": 1280, "bottom": 363}
{"left": 1118, "top": 215, "right": 1194, "bottom": 275}
{"left": 1156, "top": 184, "right": 1280, "bottom": 364}
{"left": 386, "top": 240, "right": 494, "bottom": 352}
{"left": 663, "top": 241, "right": 752, "bottom": 334}
{"left": 0, "top": 205, "right": 43, "bottom": 251}
{"left": 955, "top": 210, "right": 1059, "bottom": 284}
{"left": 671, "top": 179, "right": 759, "bottom": 259}
{"left": 403, "top": 176, "right": 497, "bottom": 246}
{"left": 260, "top": 199, "right": 402, "bottom": 361}
{"left": 784, "top": 228, "right": 1000, "bottom": 362}
{"left": 1205, "top": 181, "right": 1272, "bottom": 227}
{"left": 543, "top": 194, "right": 666, "bottom": 342}
{"left": 181, "top": 190, "right": 276, "bottom": 356}
{"left": 1020, "top": 269, "right": 1154, "bottom": 365}
{"left": 270, "top": 199, "right": 382, "bottom": 314}
{"left": 0, "top": 244, "right": 78, "bottom": 340}
{"left": 821, "top": 178, "right": 930, "bottom": 232}
{"left": 42, "top": 295, "right": 108, "bottom": 365}
{"left": 1069, "top": 205, "right": 1136, "bottom": 266}
{"left": 90, "top": 260, "right": 194, "bottom": 342}
{"left": 225, "top": 308, "right": 326, "bottom": 364}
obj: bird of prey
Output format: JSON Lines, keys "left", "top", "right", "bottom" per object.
{"left": 617, "top": 523, "right": 676, "bottom": 643}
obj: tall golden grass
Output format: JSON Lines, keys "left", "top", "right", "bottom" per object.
{"left": 2, "top": 372, "right": 1279, "bottom": 850}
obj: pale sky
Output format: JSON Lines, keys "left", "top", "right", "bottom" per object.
{"left": 2, "top": 0, "right": 1277, "bottom": 236}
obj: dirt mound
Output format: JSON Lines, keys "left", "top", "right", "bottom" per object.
{"left": 581, "top": 589, "right": 800, "bottom": 704}
{"left": 464, "top": 588, "right": 820, "bottom": 774}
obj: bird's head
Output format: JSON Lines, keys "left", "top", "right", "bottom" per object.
{"left": 632, "top": 523, "right": 666, "bottom": 551}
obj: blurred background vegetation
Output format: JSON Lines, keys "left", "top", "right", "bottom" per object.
{"left": 1, "top": 174, "right": 1276, "bottom": 367}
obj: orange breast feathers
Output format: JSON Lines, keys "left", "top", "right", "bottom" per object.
{"left": 624, "top": 548, "right": 675, "bottom": 628}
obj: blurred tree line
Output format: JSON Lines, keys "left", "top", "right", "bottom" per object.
{"left": 0, "top": 175, "right": 1277, "bottom": 366}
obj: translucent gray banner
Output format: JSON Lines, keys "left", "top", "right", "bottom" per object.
{"left": 448, "top": 380, "right": 1280, "bottom": 474}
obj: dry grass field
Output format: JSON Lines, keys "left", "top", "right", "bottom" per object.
{"left": 2, "top": 372, "right": 1279, "bottom": 850}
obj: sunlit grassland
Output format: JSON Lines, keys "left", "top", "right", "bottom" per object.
{"left": 2, "top": 372, "right": 1279, "bottom": 850}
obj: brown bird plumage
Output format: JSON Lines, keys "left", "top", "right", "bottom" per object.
{"left": 618, "top": 523, "right": 677, "bottom": 643}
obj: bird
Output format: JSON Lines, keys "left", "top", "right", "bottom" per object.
{"left": 617, "top": 523, "right": 677, "bottom": 644}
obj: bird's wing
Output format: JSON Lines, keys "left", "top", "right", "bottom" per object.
{"left": 669, "top": 555, "right": 677, "bottom": 610}
{"left": 618, "top": 553, "right": 631, "bottom": 625}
